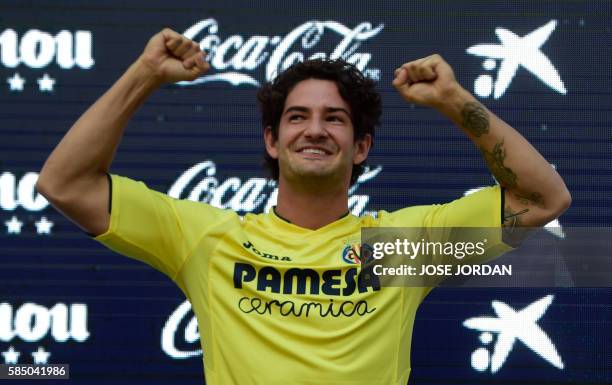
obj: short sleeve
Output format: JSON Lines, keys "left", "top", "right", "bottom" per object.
{"left": 380, "top": 185, "right": 513, "bottom": 266}
{"left": 94, "top": 174, "right": 232, "bottom": 280}
{"left": 380, "top": 185, "right": 504, "bottom": 228}
{"left": 422, "top": 185, "right": 503, "bottom": 228}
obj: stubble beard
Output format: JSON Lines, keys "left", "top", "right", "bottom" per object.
{"left": 282, "top": 160, "right": 349, "bottom": 193}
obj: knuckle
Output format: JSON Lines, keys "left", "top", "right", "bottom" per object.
{"left": 162, "top": 27, "right": 176, "bottom": 37}
{"left": 191, "top": 70, "right": 203, "bottom": 80}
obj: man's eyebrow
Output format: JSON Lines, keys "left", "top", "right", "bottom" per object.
{"left": 326, "top": 107, "right": 351, "bottom": 116}
{"left": 283, "top": 106, "right": 309, "bottom": 115}
{"left": 283, "top": 106, "right": 351, "bottom": 116}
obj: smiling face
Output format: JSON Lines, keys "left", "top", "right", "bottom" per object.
{"left": 264, "top": 78, "right": 371, "bottom": 189}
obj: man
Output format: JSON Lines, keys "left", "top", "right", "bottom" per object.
{"left": 37, "top": 28, "right": 570, "bottom": 384}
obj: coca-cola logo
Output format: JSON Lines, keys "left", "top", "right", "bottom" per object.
{"left": 177, "top": 19, "right": 384, "bottom": 87}
{"left": 168, "top": 160, "right": 382, "bottom": 216}
{"left": 161, "top": 300, "right": 200, "bottom": 359}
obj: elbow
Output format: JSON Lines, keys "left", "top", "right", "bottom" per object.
{"left": 36, "top": 176, "right": 59, "bottom": 205}
{"left": 560, "top": 188, "right": 572, "bottom": 211}
{"left": 529, "top": 188, "right": 571, "bottom": 228}
{"left": 548, "top": 187, "right": 572, "bottom": 220}
{"left": 36, "top": 165, "right": 57, "bottom": 199}
{"left": 36, "top": 168, "right": 65, "bottom": 203}
{"left": 35, "top": 173, "right": 51, "bottom": 199}
{"left": 36, "top": 175, "right": 75, "bottom": 212}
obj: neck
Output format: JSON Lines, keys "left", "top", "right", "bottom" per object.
{"left": 274, "top": 177, "right": 350, "bottom": 230}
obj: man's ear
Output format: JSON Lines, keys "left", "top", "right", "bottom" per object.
{"left": 353, "top": 134, "right": 372, "bottom": 165}
{"left": 264, "top": 126, "right": 278, "bottom": 159}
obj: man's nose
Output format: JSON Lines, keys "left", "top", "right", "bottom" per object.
{"left": 303, "top": 118, "right": 328, "bottom": 139}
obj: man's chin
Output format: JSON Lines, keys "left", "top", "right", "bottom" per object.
{"left": 296, "top": 170, "right": 335, "bottom": 180}
{"left": 288, "top": 168, "right": 346, "bottom": 185}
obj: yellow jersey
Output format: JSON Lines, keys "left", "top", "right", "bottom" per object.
{"left": 95, "top": 174, "right": 508, "bottom": 385}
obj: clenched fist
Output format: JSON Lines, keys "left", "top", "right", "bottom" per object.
{"left": 392, "top": 54, "right": 462, "bottom": 110}
{"left": 137, "top": 28, "right": 209, "bottom": 84}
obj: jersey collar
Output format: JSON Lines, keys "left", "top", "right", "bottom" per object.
{"left": 270, "top": 206, "right": 356, "bottom": 235}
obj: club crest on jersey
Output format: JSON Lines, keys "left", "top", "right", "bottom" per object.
{"left": 342, "top": 243, "right": 372, "bottom": 265}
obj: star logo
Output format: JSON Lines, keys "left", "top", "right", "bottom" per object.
{"left": 464, "top": 295, "right": 564, "bottom": 373}
{"left": 2, "top": 346, "right": 20, "bottom": 364}
{"left": 5, "top": 216, "right": 23, "bottom": 234}
{"left": 35, "top": 216, "right": 54, "bottom": 235}
{"left": 467, "top": 20, "right": 566, "bottom": 99}
{"left": 7, "top": 73, "right": 26, "bottom": 92}
{"left": 31, "top": 346, "right": 51, "bottom": 364}
{"left": 37, "top": 73, "right": 56, "bottom": 92}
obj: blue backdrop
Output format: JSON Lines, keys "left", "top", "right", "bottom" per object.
{"left": 1, "top": 0, "right": 610, "bottom": 384}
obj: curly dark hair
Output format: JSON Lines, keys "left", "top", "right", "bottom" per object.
{"left": 257, "top": 58, "right": 381, "bottom": 186}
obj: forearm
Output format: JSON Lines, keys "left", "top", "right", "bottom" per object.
{"left": 438, "top": 86, "right": 570, "bottom": 214}
{"left": 37, "top": 59, "right": 160, "bottom": 193}
{"left": 392, "top": 54, "right": 570, "bottom": 226}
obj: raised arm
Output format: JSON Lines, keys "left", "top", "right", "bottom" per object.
{"left": 392, "top": 54, "right": 571, "bottom": 228}
{"left": 36, "top": 28, "right": 209, "bottom": 235}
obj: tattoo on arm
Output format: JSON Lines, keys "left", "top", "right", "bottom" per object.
{"left": 514, "top": 191, "right": 545, "bottom": 208}
{"left": 480, "top": 139, "right": 518, "bottom": 188}
{"left": 503, "top": 206, "right": 529, "bottom": 228}
{"left": 461, "top": 102, "right": 490, "bottom": 137}
{"left": 481, "top": 139, "right": 545, "bottom": 211}
{"left": 502, "top": 206, "right": 534, "bottom": 245}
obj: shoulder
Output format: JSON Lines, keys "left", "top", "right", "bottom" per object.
{"left": 111, "top": 173, "right": 239, "bottom": 228}
{"left": 366, "top": 185, "right": 502, "bottom": 228}
{"left": 368, "top": 205, "right": 439, "bottom": 227}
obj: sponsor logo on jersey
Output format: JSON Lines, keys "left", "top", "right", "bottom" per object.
{"left": 233, "top": 262, "right": 380, "bottom": 318}
{"left": 243, "top": 240, "right": 292, "bottom": 261}
{"left": 233, "top": 262, "right": 379, "bottom": 296}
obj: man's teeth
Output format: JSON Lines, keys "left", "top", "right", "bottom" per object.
{"left": 302, "top": 149, "right": 325, "bottom": 155}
